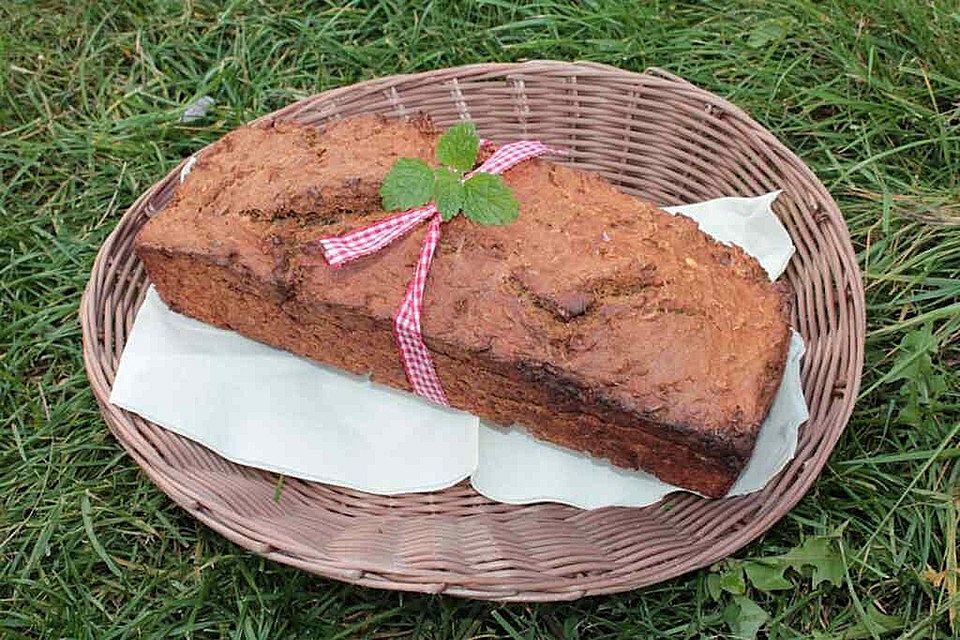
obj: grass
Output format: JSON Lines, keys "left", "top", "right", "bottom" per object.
{"left": 1, "top": 0, "right": 958, "bottom": 637}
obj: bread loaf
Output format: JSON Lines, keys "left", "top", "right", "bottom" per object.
{"left": 136, "top": 115, "right": 792, "bottom": 497}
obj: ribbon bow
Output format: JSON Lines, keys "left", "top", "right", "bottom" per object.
{"left": 315, "top": 140, "right": 559, "bottom": 406}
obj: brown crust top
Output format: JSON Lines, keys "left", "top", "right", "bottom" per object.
{"left": 138, "top": 115, "right": 793, "bottom": 461}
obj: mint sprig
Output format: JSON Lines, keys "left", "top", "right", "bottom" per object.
{"left": 379, "top": 121, "right": 520, "bottom": 225}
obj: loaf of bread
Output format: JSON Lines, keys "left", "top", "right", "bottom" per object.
{"left": 136, "top": 115, "right": 792, "bottom": 497}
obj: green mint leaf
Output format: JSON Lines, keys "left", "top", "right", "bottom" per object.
{"left": 436, "top": 122, "right": 479, "bottom": 172}
{"left": 462, "top": 173, "right": 519, "bottom": 225}
{"left": 380, "top": 157, "right": 433, "bottom": 211}
{"left": 432, "top": 168, "right": 465, "bottom": 221}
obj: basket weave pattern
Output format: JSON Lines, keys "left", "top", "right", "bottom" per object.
{"left": 81, "top": 61, "right": 865, "bottom": 601}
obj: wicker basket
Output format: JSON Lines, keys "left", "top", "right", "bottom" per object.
{"left": 80, "top": 61, "right": 865, "bottom": 601}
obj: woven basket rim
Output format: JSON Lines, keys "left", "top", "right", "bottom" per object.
{"left": 80, "top": 60, "right": 866, "bottom": 601}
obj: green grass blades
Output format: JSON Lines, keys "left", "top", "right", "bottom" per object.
{"left": 1, "top": 0, "right": 958, "bottom": 637}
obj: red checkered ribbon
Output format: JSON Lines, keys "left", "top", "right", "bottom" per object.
{"left": 315, "top": 139, "right": 560, "bottom": 405}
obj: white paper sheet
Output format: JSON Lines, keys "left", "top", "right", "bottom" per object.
{"left": 110, "top": 192, "right": 806, "bottom": 508}
{"left": 664, "top": 191, "right": 794, "bottom": 280}
{"left": 110, "top": 289, "right": 479, "bottom": 494}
